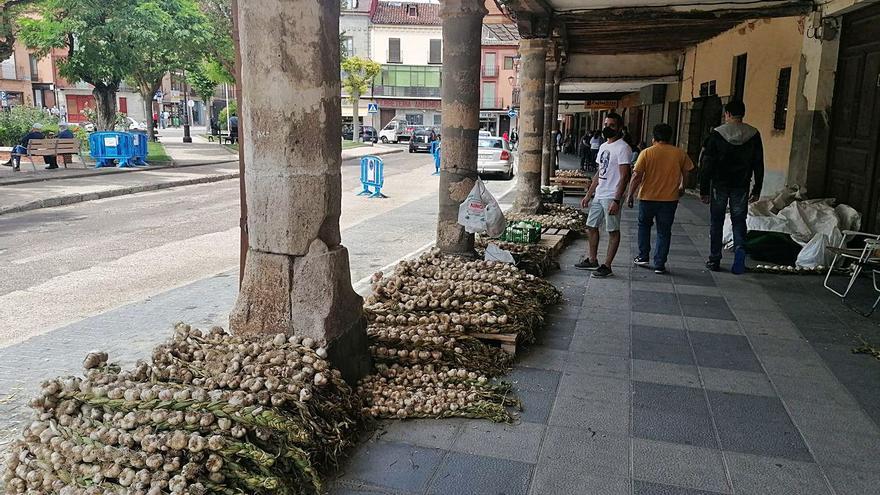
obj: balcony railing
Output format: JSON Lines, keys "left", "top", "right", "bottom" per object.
{"left": 511, "top": 89, "right": 520, "bottom": 107}
{"left": 481, "top": 65, "right": 498, "bottom": 78}
{"left": 373, "top": 85, "right": 441, "bottom": 98}
{"left": 480, "top": 97, "right": 504, "bottom": 109}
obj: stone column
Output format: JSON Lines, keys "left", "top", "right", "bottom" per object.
{"left": 229, "top": 0, "right": 370, "bottom": 383}
{"left": 540, "top": 60, "right": 557, "bottom": 186}
{"left": 512, "top": 38, "right": 548, "bottom": 214}
{"left": 549, "top": 71, "right": 561, "bottom": 175}
{"left": 436, "top": 0, "right": 487, "bottom": 256}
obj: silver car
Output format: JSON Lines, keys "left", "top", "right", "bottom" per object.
{"left": 477, "top": 137, "right": 514, "bottom": 179}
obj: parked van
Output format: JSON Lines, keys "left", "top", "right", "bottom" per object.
{"left": 378, "top": 120, "right": 412, "bottom": 144}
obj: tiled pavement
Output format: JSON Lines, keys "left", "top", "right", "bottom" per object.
{"left": 330, "top": 197, "right": 880, "bottom": 495}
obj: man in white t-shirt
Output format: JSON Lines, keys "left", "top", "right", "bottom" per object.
{"left": 575, "top": 113, "right": 632, "bottom": 278}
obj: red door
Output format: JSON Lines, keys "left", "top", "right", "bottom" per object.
{"left": 66, "top": 95, "right": 95, "bottom": 123}
{"left": 118, "top": 96, "right": 128, "bottom": 114}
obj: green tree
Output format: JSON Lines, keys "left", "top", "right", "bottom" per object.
{"left": 341, "top": 56, "right": 380, "bottom": 142}
{"left": 196, "top": 0, "right": 234, "bottom": 81}
{"left": 18, "top": 0, "right": 140, "bottom": 130}
{"left": 0, "top": 0, "right": 40, "bottom": 61}
{"left": 126, "top": 0, "right": 212, "bottom": 140}
{"left": 187, "top": 62, "right": 217, "bottom": 122}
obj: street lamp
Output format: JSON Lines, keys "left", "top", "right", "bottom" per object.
{"left": 182, "top": 69, "right": 192, "bottom": 143}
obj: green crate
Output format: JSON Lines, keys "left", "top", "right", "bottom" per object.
{"left": 502, "top": 220, "right": 542, "bottom": 243}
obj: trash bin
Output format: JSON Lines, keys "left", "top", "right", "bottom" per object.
{"left": 89, "top": 131, "right": 135, "bottom": 168}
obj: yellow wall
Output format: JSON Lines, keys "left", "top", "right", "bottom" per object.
{"left": 681, "top": 16, "right": 806, "bottom": 193}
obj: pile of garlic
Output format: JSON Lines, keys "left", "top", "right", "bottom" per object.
{"left": 506, "top": 203, "right": 587, "bottom": 232}
{"left": 3, "top": 324, "right": 363, "bottom": 495}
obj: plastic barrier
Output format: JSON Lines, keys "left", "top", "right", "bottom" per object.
{"left": 358, "top": 155, "right": 387, "bottom": 198}
{"left": 430, "top": 141, "right": 441, "bottom": 175}
{"left": 89, "top": 132, "right": 136, "bottom": 168}
{"left": 129, "top": 131, "right": 149, "bottom": 166}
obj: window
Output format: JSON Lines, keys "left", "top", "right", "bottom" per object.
{"left": 699, "top": 80, "right": 717, "bottom": 97}
{"left": 341, "top": 36, "right": 354, "bottom": 58}
{"left": 732, "top": 53, "right": 747, "bottom": 102}
{"left": 29, "top": 54, "right": 39, "bottom": 80}
{"left": 773, "top": 67, "right": 792, "bottom": 131}
{"left": 407, "top": 5, "right": 417, "bottom": 16}
{"left": 405, "top": 113, "right": 423, "bottom": 125}
{"left": 483, "top": 53, "right": 497, "bottom": 77}
{"left": 433, "top": 114, "right": 441, "bottom": 126}
{"left": 374, "top": 65, "right": 442, "bottom": 97}
{"left": 481, "top": 82, "right": 497, "bottom": 108}
{"left": 341, "top": 0, "right": 358, "bottom": 9}
{"left": 1, "top": 55, "right": 16, "bottom": 80}
{"left": 503, "top": 56, "right": 514, "bottom": 70}
{"left": 429, "top": 39, "right": 442, "bottom": 64}
{"left": 388, "top": 38, "right": 401, "bottom": 63}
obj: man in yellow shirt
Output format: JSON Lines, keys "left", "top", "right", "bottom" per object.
{"left": 626, "top": 123, "right": 694, "bottom": 274}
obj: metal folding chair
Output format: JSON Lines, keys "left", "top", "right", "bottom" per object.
{"left": 824, "top": 231, "right": 880, "bottom": 316}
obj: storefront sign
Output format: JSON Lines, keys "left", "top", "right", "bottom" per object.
{"left": 584, "top": 100, "right": 618, "bottom": 110}
{"left": 377, "top": 98, "right": 441, "bottom": 110}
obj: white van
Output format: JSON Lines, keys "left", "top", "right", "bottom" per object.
{"left": 379, "top": 120, "right": 411, "bottom": 143}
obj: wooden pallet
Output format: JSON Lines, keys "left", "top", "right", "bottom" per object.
{"left": 470, "top": 332, "right": 518, "bottom": 355}
{"left": 550, "top": 176, "right": 591, "bottom": 194}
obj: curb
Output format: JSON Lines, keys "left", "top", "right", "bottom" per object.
{"left": 342, "top": 147, "right": 404, "bottom": 160}
{"left": 0, "top": 172, "right": 240, "bottom": 217}
{"left": 0, "top": 159, "right": 239, "bottom": 187}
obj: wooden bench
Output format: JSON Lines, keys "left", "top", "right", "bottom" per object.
{"left": 17, "top": 138, "right": 82, "bottom": 171}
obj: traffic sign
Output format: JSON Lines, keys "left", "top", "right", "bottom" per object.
{"left": 367, "top": 103, "right": 379, "bottom": 114}
{"left": 187, "top": 99, "right": 195, "bottom": 108}
{"left": 153, "top": 90, "right": 163, "bottom": 101}
{"left": 507, "top": 108, "right": 518, "bottom": 118}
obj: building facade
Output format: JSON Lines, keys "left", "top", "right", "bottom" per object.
{"left": 0, "top": 42, "right": 59, "bottom": 111}
{"left": 479, "top": 24, "right": 520, "bottom": 136}
{"left": 368, "top": 1, "right": 443, "bottom": 129}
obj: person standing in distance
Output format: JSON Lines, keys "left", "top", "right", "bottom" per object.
{"left": 627, "top": 123, "right": 694, "bottom": 274}
{"left": 575, "top": 113, "right": 632, "bottom": 278}
{"left": 699, "top": 101, "right": 764, "bottom": 274}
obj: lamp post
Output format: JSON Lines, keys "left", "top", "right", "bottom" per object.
{"left": 182, "top": 69, "right": 192, "bottom": 143}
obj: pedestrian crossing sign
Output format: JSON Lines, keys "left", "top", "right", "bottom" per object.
{"left": 367, "top": 103, "right": 379, "bottom": 114}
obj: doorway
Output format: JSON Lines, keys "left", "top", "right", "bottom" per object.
{"left": 825, "top": 3, "right": 880, "bottom": 232}
{"left": 684, "top": 95, "right": 723, "bottom": 188}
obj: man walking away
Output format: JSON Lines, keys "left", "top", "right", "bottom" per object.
{"left": 700, "top": 101, "right": 764, "bottom": 274}
{"left": 627, "top": 123, "right": 694, "bottom": 274}
{"left": 575, "top": 113, "right": 632, "bottom": 278}
{"left": 579, "top": 132, "right": 590, "bottom": 170}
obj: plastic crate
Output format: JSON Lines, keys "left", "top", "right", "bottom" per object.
{"left": 502, "top": 220, "right": 542, "bottom": 244}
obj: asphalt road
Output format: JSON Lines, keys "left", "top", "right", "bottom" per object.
{"left": 0, "top": 147, "right": 517, "bottom": 348}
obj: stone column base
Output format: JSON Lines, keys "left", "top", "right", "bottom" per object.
{"left": 229, "top": 240, "right": 372, "bottom": 383}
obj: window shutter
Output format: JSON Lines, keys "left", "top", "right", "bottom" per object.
{"left": 389, "top": 38, "right": 401, "bottom": 63}
{"left": 773, "top": 67, "right": 792, "bottom": 131}
{"left": 429, "top": 39, "right": 441, "bottom": 64}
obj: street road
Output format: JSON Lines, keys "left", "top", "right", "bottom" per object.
{"left": 0, "top": 148, "right": 517, "bottom": 348}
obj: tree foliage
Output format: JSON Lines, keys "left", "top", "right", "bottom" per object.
{"left": 0, "top": 0, "right": 41, "bottom": 61}
{"left": 187, "top": 62, "right": 217, "bottom": 104}
{"left": 18, "top": 0, "right": 142, "bottom": 129}
{"left": 196, "top": 0, "right": 234, "bottom": 82}
{"left": 341, "top": 56, "right": 381, "bottom": 102}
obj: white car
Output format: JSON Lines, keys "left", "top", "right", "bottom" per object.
{"left": 479, "top": 130, "right": 492, "bottom": 137}
{"left": 477, "top": 136, "right": 514, "bottom": 180}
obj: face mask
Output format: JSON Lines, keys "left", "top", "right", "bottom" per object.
{"left": 602, "top": 126, "right": 618, "bottom": 139}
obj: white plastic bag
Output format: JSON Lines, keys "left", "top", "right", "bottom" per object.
{"left": 485, "top": 243, "right": 515, "bottom": 264}
{"left": 458, "top": 179, "right": 507, "bottom": 236}
{"left": 795, "top": 233, "right": 828, "bottom": 268}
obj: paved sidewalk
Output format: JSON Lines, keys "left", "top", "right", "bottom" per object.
{"left": 330, "top": 197, "right": 880, "bottom": 495}
{"left": 0, "top": 162, "right": 240, "bottom": 215}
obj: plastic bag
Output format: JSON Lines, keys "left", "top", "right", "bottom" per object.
{"left": 795, "top": 232, "right": 828, "bottom": 268}
{"left": 458, "top": 178, "right": 507, "bottom": 236}
{"left": 485, "top": 243, "right": 515, "bottom": 264}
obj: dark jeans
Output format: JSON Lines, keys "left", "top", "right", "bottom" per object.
{"left": 638, "top": 200, "right": 678, "bottom": 269}
{"left": 709, "top": 186, "right": 749, "bottom": 262}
